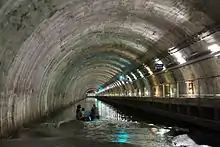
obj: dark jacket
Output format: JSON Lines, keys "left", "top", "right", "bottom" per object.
{"left": 76, "top": 108, "right": 82, "bottom": 120}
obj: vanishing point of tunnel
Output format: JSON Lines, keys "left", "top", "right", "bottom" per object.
{"left": 1, "top": 0, "right": 220, "bottom": 138}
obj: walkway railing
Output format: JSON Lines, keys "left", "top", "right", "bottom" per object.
{"left": 95, "top": 75, "right": 220, "bottom": 99}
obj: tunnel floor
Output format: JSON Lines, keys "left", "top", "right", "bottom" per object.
{"left": 1, "top": 98, "right": 219, "bottom": 147}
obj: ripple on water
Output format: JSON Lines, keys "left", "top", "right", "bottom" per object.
{"left": 4, "top": 117, "right": 214, "bottom": 147}
{"left": 80, "top": 120, "right": 172, "bottom": 147}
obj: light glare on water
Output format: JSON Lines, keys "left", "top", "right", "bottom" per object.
{"left": 1, "top": 98, "right": 213, "bottom": 147}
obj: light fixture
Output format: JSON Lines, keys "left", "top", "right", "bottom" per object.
{"left": 144, "top": 65, "right": 153, "bottom": 75}
{"left": 137, "top": 69, "right": 144, "bottom": 78}
{"left": 116, "top": 81, "right": 121, "bottom": 86}
{"left": 215, "top": 53, "right": 220, "bottom": 57}
{"left": 126, "top": 75, "right": 133, "bottom": 82}
{"left": 171, "top": 51, "right": 186, "bottom": 64}
{"left": 131, "top": 72, "right": 137, "bottom": 80}
{"left": 154, "top": 58, "right": 163, "bottom": 64}
{"left": 119, "top": 75, "right": 125, "bottom": 81}
{"left": 168, "top": 47, "right": 178, "bottom": 54}
{"left": 208, "top": 44, "right": 220, "bottom": 53}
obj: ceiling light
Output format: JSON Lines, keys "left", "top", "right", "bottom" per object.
{"left": 171, "top": 51, "right": 186, "bottom": 64}
{"left": 144, "top": 66, "right": 153, "bottom": 75}
{"left": 168, "top": 47, "right": 178, "bottom": 54}
{"left": 126, "top": 75, "right": 133, "bottom": 82}
{"left": 137, "top": 69, "right": 144, "bottom": 78}
{"left": 131, "top": 72, "right": 137, "bottom": 80}
{"left": 208, "top": 44, "right": 220, "bottom": 53}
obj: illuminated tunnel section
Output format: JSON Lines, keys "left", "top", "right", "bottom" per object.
{"left": 1, "top": 0, "right": 220, "bottom": 137}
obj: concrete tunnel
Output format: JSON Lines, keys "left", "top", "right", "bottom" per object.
{"left": 1, "top": 0, "right": 220, "bottom": 137}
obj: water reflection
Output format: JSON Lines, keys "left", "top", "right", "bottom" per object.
{"left": 87, "top": 99, "right": 212, "bottom": 147}
{"left": 80, "top": 99, "right": 172, "bottom": 146}
{"left": 96, "top": 99, "right": 131, "bottom": 121}
{"left": 2, "top": 98, "right": 215, "bottom": 147}
{"left": 113, "top": 129, "right": 129, "bottom": 143}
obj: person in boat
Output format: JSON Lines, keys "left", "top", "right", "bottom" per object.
{"left": 76, "top": 104, "right": 83, "bottom": 120}
{"left": 90, "top": 104, "right": 100, "bottom": 120}
{"left": 81, "top": 108, "right": 86, "bottom": 121}
{"left": 81, "top": 108, "right": 91, "bottom": 121}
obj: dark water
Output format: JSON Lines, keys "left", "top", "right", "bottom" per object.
{"left": 1, "top": 98, "right": 216, "bottom": 147}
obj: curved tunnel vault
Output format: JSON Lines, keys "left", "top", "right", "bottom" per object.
{"left": 1, "top": 0, "right": 220, "bottom": 137}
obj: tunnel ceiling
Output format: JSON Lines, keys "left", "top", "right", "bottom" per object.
{"left": 1, "top": 0, "right": 220, "bottom": 129}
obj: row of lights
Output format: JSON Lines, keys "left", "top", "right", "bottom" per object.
{"left": 168, "top": 42, "right": 220, "bottom": 65}
{"left": 96, "top": 57, "right": 172, "bottom": 94}
{"left": 96, "top": 69, "right": 147, "bottom": 95}
{"left": 168, "top": 31, "right": 220, "bottom": 64}
{"left": 96, "top": 31, "right": 220, "bottom": 95}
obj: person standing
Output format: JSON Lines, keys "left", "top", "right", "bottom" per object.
{"left": 81, "top": 108, "right": 86, "bottom": 121}
{"left": 90, "top": 104, "right": 99, "bottom": 120}
{"left": 76, "top": 104, "right": 83, "bottom": 120}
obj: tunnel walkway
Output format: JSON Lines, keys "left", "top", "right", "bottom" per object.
{"left": 94, "top": 95, "right": 220, "bottom": 132}
{"left": 91, "top": 75, "right": 220, "bottom": 131}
